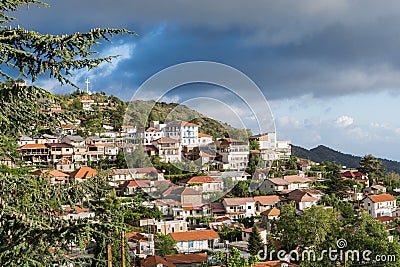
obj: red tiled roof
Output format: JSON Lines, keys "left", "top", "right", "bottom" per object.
{"left": 283, "top": 175, "right": 311, "bottom": 183}
{"left": 198, "top": 133, "right": 212, "bottom": 138}
{"left": 223, "top": 197, "right": 255, "bottom": 206}
{"left": 69, "top": 167, "right": 98, "bottom": 179}
{"left": 268, "top": 178, "right": 290, "bottom": 186}
{"left": 288, "top": 190, "right": 318, "bottom": 202}
{"left": 166, "top": 253, "right": 207, "bottom": 264}
{"left": 141, "top": 255, "right": 175, "bottom": 267}
{"left": 181, "top": 121, "right": 200, "bottom": 127}
{"left": 32, "top": 169, "right": 69, "bottom": 178}
{"left": 374, "top": 216, "right": 395, "bottom": 223}
{"left": 170, "top": 229, "right": 219, "bottom": 241}
{"left": 153, "top": 137, "right": 180, "bottom": 144}
{"left": 261, "top": 207, "right": 281, "bottom": 216}
{"left": 367, "top": 194, "right": 396, "bottom": 203}
{"left": 119, "top": 180, "right": 140, "bottom": 187}
{"left": 19, "top": 144, "right": 47, "bottom": 149}
{"left": 254, "top": 195, "right": 282, "bottom": 205}
{"left": 180, "top": 176, "right": 221, "bottom": 184}
{"left": 243, "top": 227, "right": 265, "bottom": 233}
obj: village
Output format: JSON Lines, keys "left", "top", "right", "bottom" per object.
{"left": 5, "top": 95, "right": 400, "bottom": 267}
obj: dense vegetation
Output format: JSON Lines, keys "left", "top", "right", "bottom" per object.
{"left": 125, "top": 100, "right": 250, "bottom": 141}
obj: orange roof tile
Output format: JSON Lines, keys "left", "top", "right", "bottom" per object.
{"left": 181, "top": 121, "right": 200, "bottom": 127}
{"left": 180, "top": 176, "right": 221, "bottom": 184}
{"left": 368, "top": 194, "right": 396, "bottom": 203}
{"left": 19, "top": 144, "right": 47, "bottom": 149}
{"left": 261, "top": 207, "right": 281, "bottom": 216}
{"left": 198, "top": 133, "right": 212, "bottom": 138}
{"left": 254, "top": 195, "right": 282, "bottom": 205}
{"left": 141, "top": 255, "right": 175, "bottom": 267}
{"left": 69, "top": 167, "right": 98, "bottom": 179}
{"left": 166, "top": 253, "right": 207, "bottom": 264}
{"left": 170, "top": 229, "right": 219, "bottom": 241}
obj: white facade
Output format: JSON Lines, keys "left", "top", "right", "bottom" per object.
{"left": 363, "top": 194, "right": 397, "bottom": 218}
{"left": 163, "top": 121, "right": 200, "bottom": 147}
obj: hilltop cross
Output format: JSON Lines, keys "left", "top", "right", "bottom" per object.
{"left": 85, "top": 78, "right": 90, "bottom": 94}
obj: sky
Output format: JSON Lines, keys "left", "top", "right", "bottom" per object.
{"left": 10, "top": 0, "right": 400, "bottom": 160}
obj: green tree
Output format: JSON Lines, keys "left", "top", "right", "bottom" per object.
{"left": 248, "top": 225, "right": 264, "bottom": 257}
{"left": 249, "top": 139, "right": 260, "bottom": 150}
{"left": 324, "top": 162, "right": 347, "bottom": 199}
{"left": 274, "top": 203, "right": 301, "bottom": 251}
{"left": 359, "top": 154, "right": 385, "bottom": 185}
{"left": 231, "top": 180, "right": 250, "bottom": 197}
{"left": 155, "top": 233, "right": 177, "bottom": 257}
{"left": 0, "top": 1, "right": 134, "bottom": 265}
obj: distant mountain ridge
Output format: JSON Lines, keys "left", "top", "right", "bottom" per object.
{"left": 292, "top": 145, "right": 400, "bottom": 174}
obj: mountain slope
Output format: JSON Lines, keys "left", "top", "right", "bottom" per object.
{"left": 125, "top": 100, "right": 249, "bottom": 141}
{"left": 292, "top": 145, "right": 400, "bottom": 173}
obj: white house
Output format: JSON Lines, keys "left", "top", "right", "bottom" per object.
{"left": 216, "top": 138, "right": 249, "bottom": 170}
{"left": 163, "top": 120, "right": 200, "bottom": 147}
{"left": 127, "top": 231, "right": 155, "bottom": 258}
{"left": 222, "top": 197, "right": 256, "bottom": 219}
{"left": 149, "top": 220, "right": 188, "bottom": 235}
{"left": 363, "top": 194, "right": 397, "bottom": 218}
{"left": 170, "top": 229, "right": 219, "bottom": 253}
{"left": 179, "top": 176, "right": 223, "bottom": 193}
{"left": 242, "top": 227, "right": 267, "bottom": 244}
{"left": 287, "top": 189, "right": 319, "bottom": 211}
{"left": 151, "top": 137, "right": 181, "bottom": 162}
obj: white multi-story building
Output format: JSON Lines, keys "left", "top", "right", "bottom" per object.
{"left": 249, "top": 133, "right": 291, "bottom": 160}
{"left": 216, "top": 138, "right": 249, "bottom": 170}
{"left": 222, "top": 197, "right": 256, "bottom": 219}
{"left": 163, "top": 120, "right": 200, "bottom": 147}
{"left": 151, "top": 137, "right": 181, "bottom": 162}
{"left": 363, "top": 194, "right": 397, "bottom": 218}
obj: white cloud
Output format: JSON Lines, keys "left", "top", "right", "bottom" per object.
{"left": 276, "top": 116, "right": 303, "bottom": 130}
{"left": 335, "top": 115, "right": 354, "bottom": 127}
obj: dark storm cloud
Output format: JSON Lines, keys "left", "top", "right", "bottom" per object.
{"left": 13, "top": 0, "right": 400, "bottom": 100}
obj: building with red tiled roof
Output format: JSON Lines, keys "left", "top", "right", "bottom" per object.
{"left": 286, "top": 189, "right": 319, "bottom": 211}
{"left": 254, "top": 195, "right": 282, "bottom": 214}
{"left": 127, "top": 231, "right": 155, "bottom": 257}
{"left": 18, "top": 143, "right": 49, "bottom": 165}
{"left": 222, "top": 197, "right": 256, "bottom": 219}
{"left": 363, "top": 194, "right": 397, "bottom": 218}
{"left": 69, "top": 167, "right": 98, "bottom": 182}
{"left": 261, "top": 207, "right": 281, "bottom": 231}
{"left": 242, "top": 227, "right": 267, "bottom": 244}
{"left": 179, "top": 176, "right": 223, "bottom": 193}
{"left": 216, "top": 138, "right": 249, "bottom": 170}
{"left": 141, "top": 255, "right": 175, "bottom": 267}
{"left": 165, "top": 253, "right": 207, "bottom": 267}
{"left": 169, "top": 229, "right": 219, "bottom": 253}
{"left": 162, "top": 186, "right": 203, "bottom": 205}
{"left": 32, "top": 169, "right": 69, "bottom": 184}
{"left": 151, "top": 137, "right": 181, "bottom": 163}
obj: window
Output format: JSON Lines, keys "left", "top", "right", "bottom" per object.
{"left": 248, "top": 206, "right": 251, "bottom": 209}
{"left": 189, "top": 241, "right": 194, "bottom": 249}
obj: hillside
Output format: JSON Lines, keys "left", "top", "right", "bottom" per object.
{"left": 292, "top": 145, "right": 400, "bottom": 173}
{"left": 125, "top": 100, "right": 249, "bottom": 140}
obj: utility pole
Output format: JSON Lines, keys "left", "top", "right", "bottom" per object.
{"left": 107, "top": 241, "right": 112, "bottom": 267}
{"left": 121, "top": 231, "right": 126, "bottom": 267}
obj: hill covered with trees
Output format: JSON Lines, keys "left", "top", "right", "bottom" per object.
{"left": 292, "top": 144, "right": 400, "bottom": 173}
